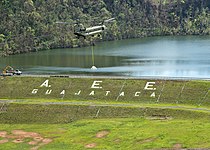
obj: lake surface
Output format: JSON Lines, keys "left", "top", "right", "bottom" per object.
{"left": 0, "top": 36, "right": 210, "bottom": 78}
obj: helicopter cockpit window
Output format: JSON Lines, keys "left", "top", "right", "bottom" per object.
{"left": 74, "top": 24, "right": 86, "bottom": 32}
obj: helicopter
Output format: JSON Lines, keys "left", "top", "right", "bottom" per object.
{"left": 56, "top": 17, "right": 116, "bottom": 70}
{"left": 56, "top": 18, "right": 115, "bottom": 39}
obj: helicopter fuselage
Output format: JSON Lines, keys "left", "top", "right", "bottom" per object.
{"left": 74, "top": 25, "right": 107, "bottom": 38}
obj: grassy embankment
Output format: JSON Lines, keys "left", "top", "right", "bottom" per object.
{"left": 0, "top": 76, "right": 210, "bottom": 123}
{"left": 0, "top": 77, "right": 210, "bottom": 149}
{"left": 0, "top": 77, "right": 209, "bottom": 105}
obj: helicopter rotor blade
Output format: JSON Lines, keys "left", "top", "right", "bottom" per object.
{"left": 55, "top": 21, "right": 69, "bottom": 24}
{"left": 103, "top": 18, "right": 115, "bottom": 23}
{"left": 55, "top": 21, "right": 79, "bottom": 25}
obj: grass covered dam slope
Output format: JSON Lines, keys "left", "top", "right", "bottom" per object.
{"left": 0, "top": 76, "right": 210, "bottom": 149}
{"left": 0, "top": 76, "right": 210, "bottom": 105}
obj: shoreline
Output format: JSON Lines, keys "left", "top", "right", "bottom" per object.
{"left": 5, "top": 74, "right": 210, "bottom": 81}
{"left": 1, "top": 34, "right": 210, "bottom": 57}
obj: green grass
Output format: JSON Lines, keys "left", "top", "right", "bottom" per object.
{"left": 0, "top": 102, "right": 210, "bottom": 124}
{"left": 0, "top": 77, "right": 210, "bottom": 106}
{"left": 1, "top": 118, "right": 210, "bottom": 150}
{"left": 1, "top": 77, "right": 210, "bottom": 149}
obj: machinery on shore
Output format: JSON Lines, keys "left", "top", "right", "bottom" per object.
{"left": 2, "top": 66, "right": 22, "bottom": 76}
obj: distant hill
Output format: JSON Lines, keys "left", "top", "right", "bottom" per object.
{"left": 0, "top": 0, "right": 209, "bottom": 56}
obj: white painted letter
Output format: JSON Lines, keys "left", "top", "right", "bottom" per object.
{"left": 150, "top": 92, "right": 156, "bottom": 98}
{"left": 105, "top": 91, "right": 111, "bottom": 96}
{"left": 75, "top": 90, "right": 81, "bottom": 96}
{"left": 45, "top": 89, "right": 52, "bottom": 95}
{"left": 32, "top": 89, "right": 38, "bottom": 94}
{"left": 91, "top": 81, "right": 103, "bottom": 89}
{"left": 60, "top": 90, "right": 65, "bottom": 95}
{"left": 144, "top": 82, "right": 156, "bottom": 90}
{"left": 119, "top": 92, "right": 125, "bottom": 97}
{"left": 40, "top": 80, "right": 51, "bottom": 87}
{"left": 89, "top": 91, "right": 95, "bottom": 96}
{"left": 135, "top": 92, "right": 141, "bottom": 97}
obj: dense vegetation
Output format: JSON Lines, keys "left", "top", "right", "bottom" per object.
{"left": 0, "top": 0, "right": 209, "bottom": 56}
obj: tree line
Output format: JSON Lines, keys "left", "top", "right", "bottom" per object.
{"left": 0, "top": 0, "right": 209, "bottom": 56}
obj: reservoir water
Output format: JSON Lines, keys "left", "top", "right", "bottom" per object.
{"left": 0, "top": 36, "right": 210, "bottom": 78}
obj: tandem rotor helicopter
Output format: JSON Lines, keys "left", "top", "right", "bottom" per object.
{"left": 56, "top": 17, "right": 115, "bottom": 39}
{"left": 56, "top": 17, "right": 116, "bottom": 69}
{"left": 73, "top": 18, "right": 115, "bottom": 39}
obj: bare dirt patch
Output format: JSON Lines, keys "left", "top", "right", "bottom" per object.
{"left": 0, "top": 130, "right": 53, "bottom": 150}
{"left": 31, "top": 138, "right": 53, "bottom": 150}
{"left": 85, "top": 143, "right": 97, "bottom": 148}
{"left": 137, "top": 137, "right": 157, "bottom": 144}
{"left": 12, "top": 139, "right": 24, "bottom": 143}
{"left": 173, "top": 143, "right": 182, "bottom": 150}
{"left": 30, "top": 145, "right": 40, "bottom": 150}
{"left": 28, "top": 141, "right": 38, "bottom": 145}
{"left": 34, "top": 137, "right": 44, "bottom": 142}
{"left": 96, "top": 130, "right": 109, "bottom": 138}
{"left": 42, "top": 138, "right": 53, "bottom": 144}
{"left": 0, "top": 131, "right": 7, "bottom": 137}
{"left": 12, "top": 130, "right": 40, "bottom": 137}
{"left": 0, "top": 139, "right": 8, "bottom": 144}
{"left": 27, "top": 132, "right": 40, "bottom": 137}
{"left": 12, "top": 130, "right": 27, "bottom": 135}
{"left": 114, "top": 138, "right": 121, "bottom": 143}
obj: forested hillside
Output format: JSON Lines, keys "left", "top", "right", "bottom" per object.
{"left": 0, "top": 0, "right": 209, "bottom": 56}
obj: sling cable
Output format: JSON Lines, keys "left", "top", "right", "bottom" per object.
{"left": 90, "top": 38, "right": 97, "bottom": 70}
